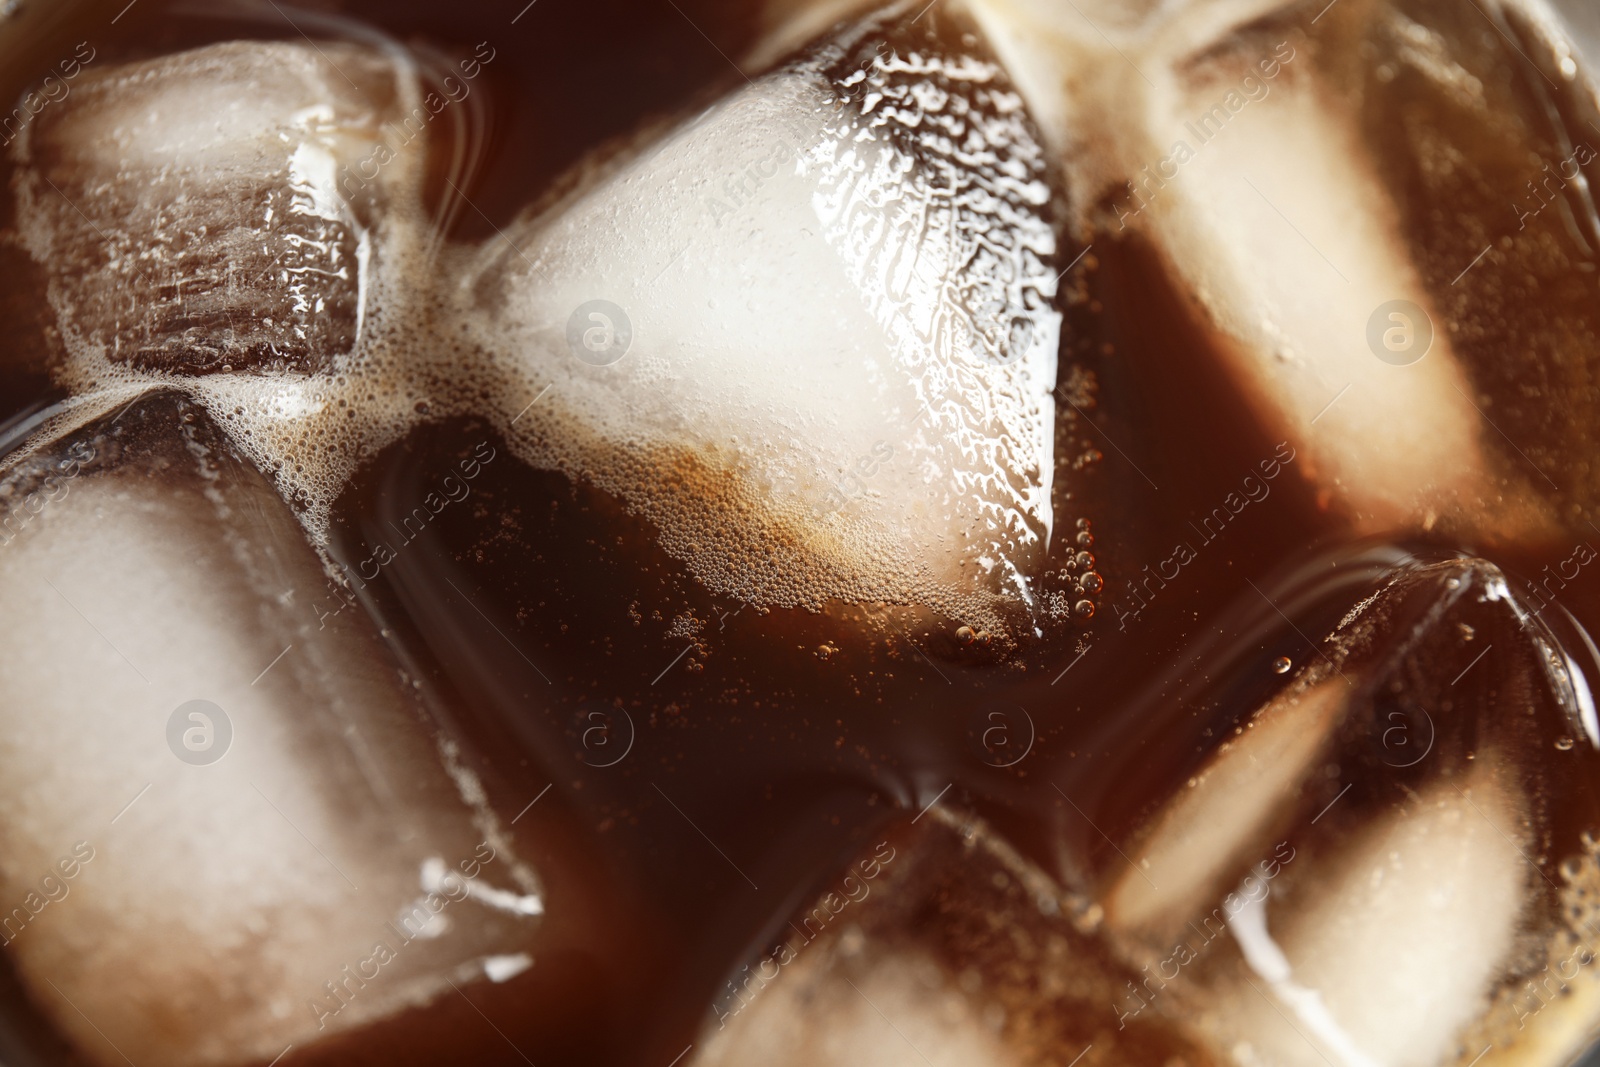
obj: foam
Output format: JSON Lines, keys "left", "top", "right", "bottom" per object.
{"left": 7, "top": 7, "right": 1068, "bottom": 641}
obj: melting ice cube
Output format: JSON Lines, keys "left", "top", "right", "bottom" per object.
{"left": 465, "top": 4, "right": 1068, "bottom": 638}
{"left": 0, "top": 397, "right": 542, "bottom": 1067}
{"left": 10, "top": 40, "right": 415, "bottom": 376}
{"left": 689, "top": 808, "right": 1210, "bottom": 1067}
{"left": 1086, "top": 554, "right": 1600, "bottom": 1066}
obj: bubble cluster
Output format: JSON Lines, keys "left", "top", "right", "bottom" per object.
{"left": 3, "top": 4, "right": 1080, "bottom": 647}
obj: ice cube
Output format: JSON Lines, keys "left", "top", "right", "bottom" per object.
{"left": 466, "top": 4, "right": 1068, "bottom": 639}
{"left": 0, "top": 396, "right": 543, "bottom": 1067}
{"left": 688, "top": 809, "right": 1213, "bottom": 1067}
{"left": 11, "top": 40, "right": 408, "bottom": 375}
{"left": 1081, "top": 554, "right": 1600, "bottom": 1066}
{"left": 965, "top": 0, "right": 1599, "bottom": 544}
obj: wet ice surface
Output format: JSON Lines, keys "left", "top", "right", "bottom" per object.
{"left": 12, "top": 42, "right": 397, "bottom": 375}
{"left": 467, "top": 5, "right": 1065, "bottom": 635}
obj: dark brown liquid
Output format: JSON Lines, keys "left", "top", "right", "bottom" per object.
{"left": 6, "top": 1, "right": 1600, "bottom": 1065}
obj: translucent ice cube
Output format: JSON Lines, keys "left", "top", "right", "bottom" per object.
{"left": 0, "top": 396, "right": 543, "bottom": 1067}
{"left": 1084, "top": 554, "right": 1600, "bottom": 1066}
{"left": 966, "top": 0, "right": 1597, "bottom": 544}
{"left": 11, "top": 40, "right": 406, "bottom": 375}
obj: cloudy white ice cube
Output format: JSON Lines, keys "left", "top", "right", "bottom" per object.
{"left": 0, "top": 404, "right": 542, "bottom": 1067}
{"left": 464, "top": 8, "right": 1066, "bottom": 636}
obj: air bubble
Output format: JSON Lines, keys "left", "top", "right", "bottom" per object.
{"left": 1272, "top": 656, "right": 1292, "bottom": 674}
